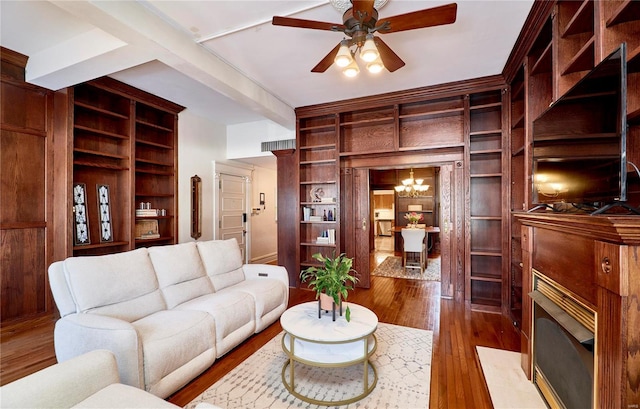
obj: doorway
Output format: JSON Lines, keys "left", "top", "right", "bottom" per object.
{"left": 343, "top": 158, "right": 462, "bottom": 300}
{"left": 372, "top": 189, "right": 395, "bottom": 265}
{"left": 370, "top": 168, "right": 440, "bottom": 279}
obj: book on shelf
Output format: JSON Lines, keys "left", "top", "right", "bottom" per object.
{"left": 138, "top": 233, "right": 161, "bottom": 240}
{"left": 136, "top": 209, "right": 159, "bottom": 217}
{"left": 316, "top": 229, "right": 335, "bottom": 244}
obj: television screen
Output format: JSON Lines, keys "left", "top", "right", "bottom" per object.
{"left": 532, "top": 44, "right": 627, "bottom": 209}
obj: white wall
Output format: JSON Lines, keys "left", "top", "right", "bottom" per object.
{"left": 177, "top": 110, "right": 227, "bottom": 243}
{"left": 177, "top": 110, "right": 279, "bottom": 264}
{"left": 226, "top": 120, "right": 294, "bottom": 160}
{"left": 249, "top": 165, "right": 277, "bottom": 264}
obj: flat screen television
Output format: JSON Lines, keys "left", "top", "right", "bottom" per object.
{"left": 531, "top": 44, "right": 632, "bottom": 214}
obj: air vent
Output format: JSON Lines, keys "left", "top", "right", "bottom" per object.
{"left": 261, "top": 139, "right": 296, "bottom": 152}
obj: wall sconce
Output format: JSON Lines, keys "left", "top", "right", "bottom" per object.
{"left": 260, "top": 192, "right": 266, "bottom": 209}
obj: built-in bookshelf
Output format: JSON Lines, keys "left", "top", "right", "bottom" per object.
{"left": 466, "top": 89, "right": 508, "bottom": 312}
{"left": 298, "top": 114, "right": 340, "bottom": 275}
{"left": 70, "top": 78, "right": 183, "bottom": 257}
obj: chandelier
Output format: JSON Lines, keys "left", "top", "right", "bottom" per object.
{"left": 394, "top": 168, "right": 430, "bottom": 198}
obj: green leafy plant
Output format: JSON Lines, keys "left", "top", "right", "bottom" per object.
{"left": 300, "top": 252, "right": 358, "bottom": 322}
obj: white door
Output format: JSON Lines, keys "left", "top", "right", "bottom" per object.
{"left": 219, "top": 173, "right": 247, "bottom": 261}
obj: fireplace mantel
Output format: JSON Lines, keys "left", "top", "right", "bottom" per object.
{"left": 515, "top": 212, "right": 640, "bottom": 408}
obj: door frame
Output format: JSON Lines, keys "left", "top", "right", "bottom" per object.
{"left": 342, "top": 149, "right": 465, "bottom": 299}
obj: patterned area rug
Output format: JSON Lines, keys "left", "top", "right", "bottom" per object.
{"left": 186, "top": 323, "right": 433, "bottom": 409}
{"left": 371, "top": 256, "right": 441, "bottom": 281}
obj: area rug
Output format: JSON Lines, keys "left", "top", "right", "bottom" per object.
{"left": 476, "top": 346, "right": 546, "bottom": 409}
{"left": 371, "top": 256, "right": 440, "bottom": 281}
{"left": 185, "top": 323, "right": 433, "bottom": 409}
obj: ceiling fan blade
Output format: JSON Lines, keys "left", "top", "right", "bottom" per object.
{"left": 272, "top": 16, "right": 345, "bottom": 32}
{"left": 373, "top": 37, "right": 405, "bottom": 72}
{"left": 351, "top": 0, "right": 375, "bottom": 23}
{"left": 311, "top": 43, "right": 342, "bottom": 73}
{"left": 377, "top": 3, "right": 457, "bottom": 34}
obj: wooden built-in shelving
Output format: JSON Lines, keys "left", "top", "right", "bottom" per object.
{"left": 70, "top": 78, "right": 183, "bottom": 256}
{"left": 466, "top": 89, "right": 507, "bottom": 312}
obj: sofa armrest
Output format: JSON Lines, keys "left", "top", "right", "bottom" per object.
{"left": 243, "top": 264, "right": 290, "bottom": 288}
{"left": 54, "top": 314, "right": 144, "bottom": 389}
{"left": 0, "top": 349, "right": 119, "bottom": 408}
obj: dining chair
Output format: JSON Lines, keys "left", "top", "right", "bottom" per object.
{"left": 401, "top": 228, "right": 426, "bottom": 275}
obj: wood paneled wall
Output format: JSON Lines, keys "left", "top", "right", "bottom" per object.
{"left": 1, "top": 48, "right": 54, "bottom": 322}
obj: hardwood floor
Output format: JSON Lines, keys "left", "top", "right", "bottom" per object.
{"left": 0, "top": 257, "right": 520, "bottom": 408}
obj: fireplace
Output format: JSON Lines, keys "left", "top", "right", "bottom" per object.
{"left": 530, "top": 271, "right": 596, "bottom": 408}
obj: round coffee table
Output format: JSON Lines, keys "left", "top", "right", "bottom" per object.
{"left": 279, "top": 301, "right": 378, "bottom": 405}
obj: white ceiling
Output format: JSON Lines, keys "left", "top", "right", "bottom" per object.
{"left": 0, "top": 0, "right": 533, "bottom": 131}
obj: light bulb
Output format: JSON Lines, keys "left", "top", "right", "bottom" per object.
{"left": 334, "top": 41, "right": 353, "bottom": 68}
{"left": 366, "top": 57, "right": 384, "bottom": 74}
{"left": 343, "top": 60, "right": 359, "bottom": 77}
{"left": 360, "top": 35, "right": 379, "bottom": 62}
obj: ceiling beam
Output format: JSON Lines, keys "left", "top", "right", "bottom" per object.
{"left": 46, "top": 0, "right": 294, "bottom": 128}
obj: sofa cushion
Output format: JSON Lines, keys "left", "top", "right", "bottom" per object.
{"left": 63, "top": 248, "right": 165, "bottom": 322}
{"left": 220, "top": 277, "right": 287, "bottom": 332}
{"left": 148, "top": 242, "right": 214, "bottom": 308}
{"left": 175, "top": 290, "right": 256, "bottom": 357}
{"left": 196, "top": 239, "right": 245, "bottom": 291}
{"left": 73, "top": 383, "right": 180, "bottom": 408}
{"left": 132, "top": 310, "right": 215, "bottom": 396}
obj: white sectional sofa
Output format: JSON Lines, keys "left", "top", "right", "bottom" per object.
{"left": 0, "top": 350, "right": 181, "bottom": 408}
{"left": 48, "top": 239, "right": 289, "bottom": 399}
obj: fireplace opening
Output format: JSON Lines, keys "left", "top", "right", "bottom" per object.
{"left": 534, "top": 305, "right": 594, "bottom": 408}
{"left": 531, "top": 272, "right": 596, "bottom": 409}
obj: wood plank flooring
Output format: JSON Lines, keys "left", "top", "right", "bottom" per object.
{"left": 1, "top": 256, "right": 520, "bottom": 408}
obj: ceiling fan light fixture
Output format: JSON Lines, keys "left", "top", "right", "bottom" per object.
{"left": 343, "top": 59, "right": 360, "bottom": 77}
{"left": 366, "top": 56, "right": 384, "bottom": 73}
{"left": 334, "top": 41, "right": 353, "bottom": 67}
{"left": 360, "top": 35, "right": 379, "bottom": 62}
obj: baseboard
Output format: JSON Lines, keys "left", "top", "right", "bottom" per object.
{"left": 250, "top": 252, "right": 277, "bottom": 265}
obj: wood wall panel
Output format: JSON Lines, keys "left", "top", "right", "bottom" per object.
{"left": 0, "top": 81, "right": 47, "bottom": 131}
{"left": 0, "top": 131, "right": 46, "bottom": 224}
{"left": 532, "top": 229, "right": 596, "bottom": 306}
{"left": 0, "top": 227, "right": 46, "bottom": 320}
{"left": 1, "top": 47, "right": 53, "bottom": 323}
{"left": 273, "top": 149, "right": 298, "bottom": 286}
{"left": 400, "top": 115, "right": 464, "bottom": 148}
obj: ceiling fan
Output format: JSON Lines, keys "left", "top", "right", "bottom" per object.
{"left": 272, "top": 1, "right": 457, "bottom": 75}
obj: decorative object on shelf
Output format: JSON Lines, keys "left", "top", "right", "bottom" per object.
{"left": 191, "top": 175, "right": 202, "bottom": 240}
{"left": 300, "top": 252, "right": 358, "bottom": 322}
{"left": 395, "top": 168, "right": 430, "bottom": 197}
{"left": 96, "top": 184, "right": 113, "bottom": 243}
{"left": 303, "top": 207, "right": 311, "bottom": 221}
{"left": 310, "top": 187, "right": 324, "bottom": 202}
{"left": 404, "top": 211, "right": 424, "bottom": 227}
{"left": 73, "top": 183, "right": 90, "bottom": 245}
{"left": 135, "top": 219, "right": 160, "bottom": 240}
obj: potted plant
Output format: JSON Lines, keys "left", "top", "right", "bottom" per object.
{"left": 300, "top": 252, "right": 358, "bottom": 322}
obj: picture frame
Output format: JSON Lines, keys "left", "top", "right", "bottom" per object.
{"left": 72, "top": 183, "right": 90, "bottom": 245}
{"left": 97, "top": 184, "right": 113, "bottom": 242}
